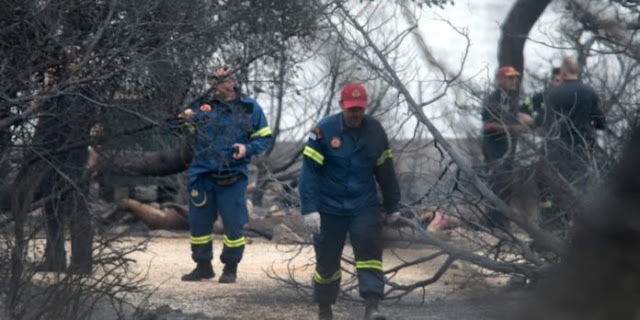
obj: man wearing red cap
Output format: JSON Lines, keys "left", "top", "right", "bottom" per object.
{"left": 481, "top": 65, "right": 533, "bottom": 229}
{"left": 299, "top": 82, "right": 401, "bottom": 320}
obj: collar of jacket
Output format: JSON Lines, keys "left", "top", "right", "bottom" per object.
{"left": 338, "top": 113, "right": 371, "bottom": 134}
{"left": 210, "top": 96, "right": 254, "bottom": 114}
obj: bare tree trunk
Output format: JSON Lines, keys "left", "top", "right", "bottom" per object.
{"left": 498, "top": 0, "right": 553, "bottom": 73}
{"left": 253, "top": 46, "right": 287, "bottom": 206}
{"left": 0, "top": 109, "right": 10, "bottom": 211}
{"left": 8, "top": 164, "right": 48, "bottom": 313}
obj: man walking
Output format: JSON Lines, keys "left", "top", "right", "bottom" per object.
{"left": 299, "top": 82, "right": 401, "bottom": 320}
{"left": 180, "top": 65, "right": 272, "bottom": 283}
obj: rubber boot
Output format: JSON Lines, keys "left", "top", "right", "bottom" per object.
{"left": 181, "top": 261, "right": 214, "bottom": 281}
{"left": 363, "top": 294, "right": 386, "bottom": 320}
{"left": 318, "top": 303, "right": 333, "bottom": 320}
{"left": 218, "top": 263, "right": 237, "bottom": 283}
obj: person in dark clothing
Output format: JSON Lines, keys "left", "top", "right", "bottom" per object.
{"left": 522, "top": 68, "right": 563, "bottom": 223}
{"left": 481, "top": 65, "right": 534, "bottom": 229}
{"left": 180, "top": 65, "right": 272, "bottom": 283}
{"left": 542, "top": 57, "right": 606, "bottom": 228}
{"left": 299, "top": 83, "right": 401, "bottom": 320}
{"left": 34, "top": 58, "right": 96, "bottom": 274}
{"left": 547, "top": 58, "right": 606, "bottom": 159}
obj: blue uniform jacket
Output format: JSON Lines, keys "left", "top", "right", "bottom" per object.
{"left": 299, "top": 113, "right": 400, "bottom": 216}
{"left": 188, "top": 95, "right": 272, "bottom": 181}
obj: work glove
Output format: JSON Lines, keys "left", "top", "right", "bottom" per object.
{"left": 386, "top": 211, "right": 401, "bottom": 224}
{"left": 303, "top": 212, "right": 321, "bottom": 234}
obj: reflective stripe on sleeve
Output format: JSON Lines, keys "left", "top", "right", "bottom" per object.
{"left": 250, "top": 126, "right": 273, "bottom": 139}
{"left": 539, "top": 200, "right": 553, "bottom": 209}
{"left": 303, "top": 146, "right": 324, "bottom": 165}
{"left": 376, "top": 149, "right": 393, "bottom": 166}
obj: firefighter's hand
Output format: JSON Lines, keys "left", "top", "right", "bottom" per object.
{"left": 303, "top": 212, "right": 321, "bottom": 234}
{"left": 386, "top": 211, "right": 401, "bottom": 224}
{"left": 232, "top": 143, "right": 247, "bottom": 159}
{"left": 180, "top": 108, "right": 195, "bottom": 119}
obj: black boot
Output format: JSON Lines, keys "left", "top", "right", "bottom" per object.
{"left": 318, "top": 303, "right": 333, "bottom": 320}
{"left": 181, "top": 261, "right": 214, "bottom": 281}
{"left": 363, "top": 294, "right": 386, "bottom": 320}
{"left": 218, "top": 263, "right": 237, "bottom": 283}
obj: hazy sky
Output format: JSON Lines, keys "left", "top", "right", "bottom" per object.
{"left": 397, "top": 0, "right": 566, "bottom": 138}
{"left": 420, "top": 0, "right": 565, "bottom": 79}
{"left": 270, "top": 1, "right": 568, "bottom": 140}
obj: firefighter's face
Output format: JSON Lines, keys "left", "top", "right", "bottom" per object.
{"left": 211, "top": 66, "right": 236, "bottom": 101}
{"left": 342, "top": 106, "right": 365, "bottom": 128}
{"left": 498, "top": 75, "right": 519, "bottom": 91}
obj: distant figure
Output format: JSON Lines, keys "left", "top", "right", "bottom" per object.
{"left": 34, "top": 49, "right": 95, "bottom": 274}
{"left": 523, "top": 68, "right": 563, "bottom": 226}
{"left": 480, "top": 66, "right": 533, "bottom": 229}
{"left": 299, "top": 83, "right": 401, "bottom": 320}
{"left": 179, "top": 65, "right": 272, "bottom": 283}
{"left": 542, "top": 57, "right": 606, "bottom": 226}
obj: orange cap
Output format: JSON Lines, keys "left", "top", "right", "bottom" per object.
{"left": 496, "top": 65, "right": 520, "bottom": 77}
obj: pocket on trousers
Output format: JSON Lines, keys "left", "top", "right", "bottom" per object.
{"left": 190, "top": 188, "right": 208, "bottom": 207}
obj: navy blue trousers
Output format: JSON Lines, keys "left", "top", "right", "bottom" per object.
{"left": 313, "top": 209, "right": 384, "bottom": 305}
{"left": 188, "top": 174, "right": 248, "bottom": 265}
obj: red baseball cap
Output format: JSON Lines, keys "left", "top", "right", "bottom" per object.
{"left": 340, "top": 83, "right": 368, "bottom": 109}
{"left": 496, "top": 65, "right": 520, "bottom": 77}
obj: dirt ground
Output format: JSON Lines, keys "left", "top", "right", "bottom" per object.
{"left": 121, "top": 232, "right": 531, "bottom": 320}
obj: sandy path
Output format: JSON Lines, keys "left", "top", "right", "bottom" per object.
{"left": 124, "top": 233, "right": 528, "bottom": 320}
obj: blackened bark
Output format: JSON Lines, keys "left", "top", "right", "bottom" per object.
{"left": 97, "top": 140, "right": 193, "bottom": 177}
{"left": 498, "top": 0, "right": 553, "bottom": 73}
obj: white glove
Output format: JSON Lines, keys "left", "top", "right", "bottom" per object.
{"left": 386, "top": 211, "right": 401, "bottom": 224}
{"left": 303, "top": 212, "right": 321, "bottom": 234}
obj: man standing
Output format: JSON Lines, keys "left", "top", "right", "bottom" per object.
{"left": 299, "top": 82, "right": 401, "bottom": 320}
{"left": 180, "top": 65, "right": 272, "bottom": 283}
{"left": 34, "top": 50, "right": 95, "bottom": 274}
{"left": 545, "top": 58, "right": 606, "bottom": 193}
{"left": 481, "top": 65, "right": 533, "bottom": 229}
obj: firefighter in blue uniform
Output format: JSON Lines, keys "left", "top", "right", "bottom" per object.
{"left": 180, "top": 65, "right": 272, "bottom": 283}
{"left": 543, "top": 57, "right": 606, "bottom": 231}
{"left": 299, "top": 83, "right": 401, "bottom": 320}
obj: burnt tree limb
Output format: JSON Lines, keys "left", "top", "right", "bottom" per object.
{"left": 498, "top": 0, "right": 553, "bottom": 73}
{"left": 96, "top": 139, "right": 193, "bottom": 177}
